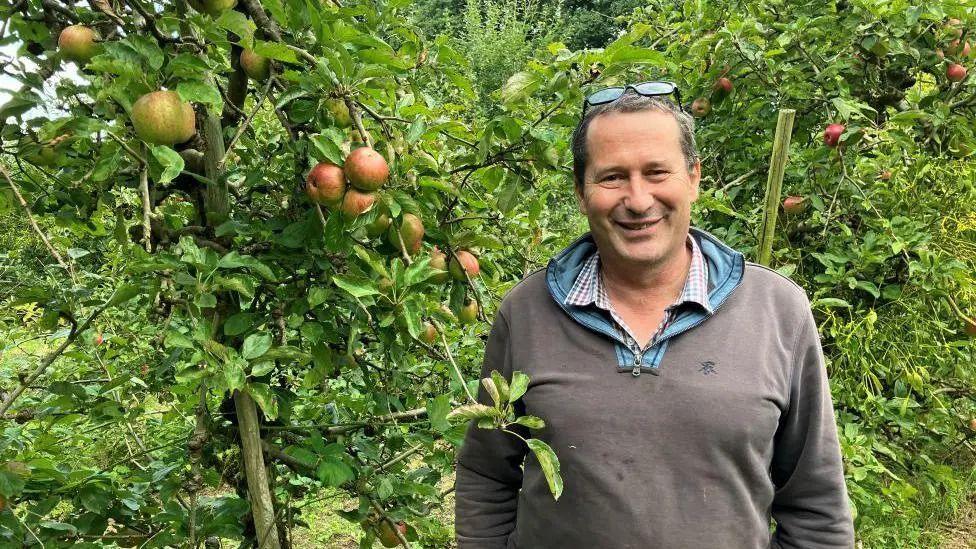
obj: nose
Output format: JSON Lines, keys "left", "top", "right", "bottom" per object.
{"left": 621, "top": 176, "right": 655, "bottom": 215}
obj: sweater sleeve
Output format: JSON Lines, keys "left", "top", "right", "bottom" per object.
{"left": 770, "top": 304, "right": 855, "bottom": 548}
{"left": 455, "top": 311, "right": 529, "bottom": 549}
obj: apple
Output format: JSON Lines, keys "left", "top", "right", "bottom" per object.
{"left": 946, "top": 18, "right": 964, "bottom": 39}
{"left": 878, "top": 170, "right": 892, "bottom": 181}
{"left": 421, "top": 322, "right": 438, "bottom": 345}
{"left": 376, "top": 520, "right": 407, "bottom": 548}
{"left": 378, "top": 277, "right": 393, "bottom": 293}
{"left": 690, "top": 97, "right": 711, "bottom": 118}
{"left": 94, "top": 333, "right": 104, "bottom": 345}
{"left": 965, "top": 319, "right": 976, "bottom": 337}
{"left": 782, "top": 196, "right": 807, "bottom": 215}
{"left": 459, "top": 300, "right": 479, "bottom": 325}
{"left": 429, "top": 246, "right": 450, "bottom": 283}
{"left": 449, "top": 250, "right": 480, "bottom": 281}
{"left": 823, "top": 123, "right": 845, "bottom": 148}
{"left": 365, "top": 210, "right": 392, "bottom": 238}
{"left": 239, "top": 49, "right": 270, "bottom": 81}
{"left": 306, "top": 162, "right": 346, "bottom": 205}
{"left": 388, "top": 213, "right": 424, "bottom": 254}
{"left": 339, "top": 188, "right": 376, "bottom": 218}
{"left": 188, "top": 0, "right": 237, "bottom": 16}
{"left": 131, "top": 90, "right": 196, "bottom": 146}
{"left": 713, "top": 77, "right": 733, "bottom": 95}
{"left": 58, "top": 25, "right": 98, "bottom": 64}
{"left": 325, "top": 98, "right": 352, "bottom": 128}
{"left": 970, "top": 418, "right": 976, "bottom": 431}
{"left": 947, "top": 63, "right": 968, "bottom": 82}
{"left": 345, "top": 147, "right": 389, "bottom": 192}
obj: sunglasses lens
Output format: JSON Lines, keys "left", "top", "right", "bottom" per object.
{"left": 634, "top": 82, "right": 675, "bottom": 95}
{"left": 586, "top": 87, "right": 625, "bottom": 106}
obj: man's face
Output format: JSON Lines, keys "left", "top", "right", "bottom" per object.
{"left": 576, "top": 109, "right": 701, "bottom": 273}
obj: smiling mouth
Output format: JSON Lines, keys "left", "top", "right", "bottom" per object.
{"left": 615, "top": 218, "right": 662, "bottom": 231}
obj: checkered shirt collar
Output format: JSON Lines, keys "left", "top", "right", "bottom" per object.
{"left": 564, "top": 233, "right": 712, "bottom": 314}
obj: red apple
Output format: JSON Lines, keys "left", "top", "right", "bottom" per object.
{"left": 94, "top": 333, "right": 104, "bottom": 345}
{"left": 965, "top": 319, "right": 976, "bottom": 337}
{"left": 449, "top": 250, "right": 480, "bottom": 281}
{"left": 947, "top": 63, "right": 968, "bottom": 82}
{"left": 878, "top": 170, "right": 892, "bottom": 181}
{"left": 306, "top": 162, "right": 346, "bottom": 205}
{"left": 823, "top": 123, "right": 845, "bottom": 148}
{"left": 713, "top": 77, "right": 733, "bottom": 95}
{"left": 429, "top": 246, "right": 449, "bottom": 283}
{"left": 421, "top": 322, "right": 438, "bottom": 345}
{"left": 782, "top": 196, "right": 808, "bottom": 215}
{"left": 345, "top": 147, "right": 389, "bottom": 192}
{"left": 339, "top": 188, "right": 376, "bottom": 218}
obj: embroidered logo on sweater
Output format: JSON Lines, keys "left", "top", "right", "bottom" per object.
{"left": 698, "top": 361, "right": 717, "bottom": 376}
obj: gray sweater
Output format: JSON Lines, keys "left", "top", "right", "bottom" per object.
{"left": 455, "top": 230, "right": 854, "bottom": 549}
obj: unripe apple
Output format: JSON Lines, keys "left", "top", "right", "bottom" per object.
{"left": 58, "top": 25, "right": 98, "bottom": 64}
{"left": 823, "top": 123, "right": 845, "bottom": 148}
{"left": 458, "top": 300, "right": 479, "bottom": 325}
{"left": 713, "top": 76, "right": 733, "bottom": 95}
{"left": 131, "top": 90, "right": 196, "bottom": 146}
{"left": 325, "top": 98, "right": 352, "bottom": 128}
{"left": 188, "top": 0, "right": 237, "bottom": 16}
{"left": 306, "top": 162, "right": 346, "bottom": 205}
{"left": 239, "top": 49, "right": 270, "bottom": 81}
{"left": 690, "top": 97, "right": 711, "bottom": 118}
{"left": 388, "top": 213, "right": 424, "bottom": 254}
{"left": 429, "top": 246, "right": 450, "bottom": 283}
{"left": 782, "top": 196, "right": 807, "bottom": 215}
{"left": 947, "top": 63, "right": 968, "bottom": 82}
{"left": 449, "top": 250, "right": 480, "bottom": 281}
{"left": 365, "top": 211, "right": 391, "bottom": 238}
{"left": 345, "top": 147, "right": 390, "bottom": 192}
{"left": 339, "top": 188, "right": 376, "bottom": 218}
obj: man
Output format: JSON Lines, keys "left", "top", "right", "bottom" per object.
{"left": 454, "top": 83, "right": 855, "bottom": 548}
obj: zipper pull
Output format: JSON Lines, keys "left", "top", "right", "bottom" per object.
{"left": 632, "top": 352, "right": 642, "bottom": 377}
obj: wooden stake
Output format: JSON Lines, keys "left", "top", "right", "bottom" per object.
{"left": 757, "top": 109, "right": 796, "bottom": 266}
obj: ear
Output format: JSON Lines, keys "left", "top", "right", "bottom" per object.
{"left": 689, "top": 161, "right": 701, "bottom": 202}
{"left": 574, "top": 181, "right": 587, "bottom": 215}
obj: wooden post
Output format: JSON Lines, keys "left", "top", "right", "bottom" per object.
{"left": 757, "top": 109, "right": 796, "bottom": 266}
{"left": 235, "top": 389, "right": 282, "bottom": 548}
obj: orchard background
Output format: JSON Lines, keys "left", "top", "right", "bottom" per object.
{"left": 1, "top": 0, "right": 975, "bottom": 546}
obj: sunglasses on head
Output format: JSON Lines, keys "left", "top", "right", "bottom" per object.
{"left": 582, "top": 81, "right": 683, "bottom": 114}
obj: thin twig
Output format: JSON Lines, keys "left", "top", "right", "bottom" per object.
{"left": 0, "top": 164, "right": 75, "bottom": 278}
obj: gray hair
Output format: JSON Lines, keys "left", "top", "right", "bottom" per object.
{"left": 571, "top": 92, "right": 699, "bottom": 192}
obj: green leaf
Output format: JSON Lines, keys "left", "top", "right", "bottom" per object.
{"left": 481, "top": 377, "right": 500, "bottom": 407}
{"left": 813, "top": 297, "right": 852, "bottom": 309}
{"left": 405, "top": 118, "right": 427, "bottom": 144}
{"left": 107, "top": 284, "right": 142, "bottom": 307}
{"left": 215, "top": 9, "right": 256, "bottom": 46}
{"left": 0, "top": 468, "right": 26, "bottom": 497}
{"left": 224, "top": 359, "right": 246, "bottom": 392}
{"left": 490, "top": 371, "right": 511, "bottom": 405}
{"left": 514, "top": 415, "right": 545, "bottom": 430}
{"left": 447, "top": 403, "right": 503, "bottom": 422}
{"left": 500, "top": 71, "right": 541, "bottom": 105}
{"left": 427, "top": 394, "right": 452, "bottom": 432}
{"left": 248, "top": 383, "right": 278, "bottom": 420}
{"left": 177, "top": 80, "right": 222, "bottom": 111}
{"left": 333, "top": 275, "right": 380, "bottom": 298}
{"left": 509, "top": 371, "right": 529, "bottom": 403}
{"left": 311, "top": 133, "right": 345, "bottom": 166}
{"left": 78, "top": 484, "right": 110, "bottom": 512}
{"left": 242, "top": 333, "right": 272, "bottom": 360}
{"left": 254, "top": 40, "right": 299, "bottom": 63}
{"left": 150, "top": 144, "right": 184, "bottom": 183}
{"left": 224, "top": 313, "right": 255, "bottom": 336}
{"left": 317, "top": 457, "right": 355, "bottom": 487}
{"left": 527, "top": 438, "right": 563, "bottom": 500}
